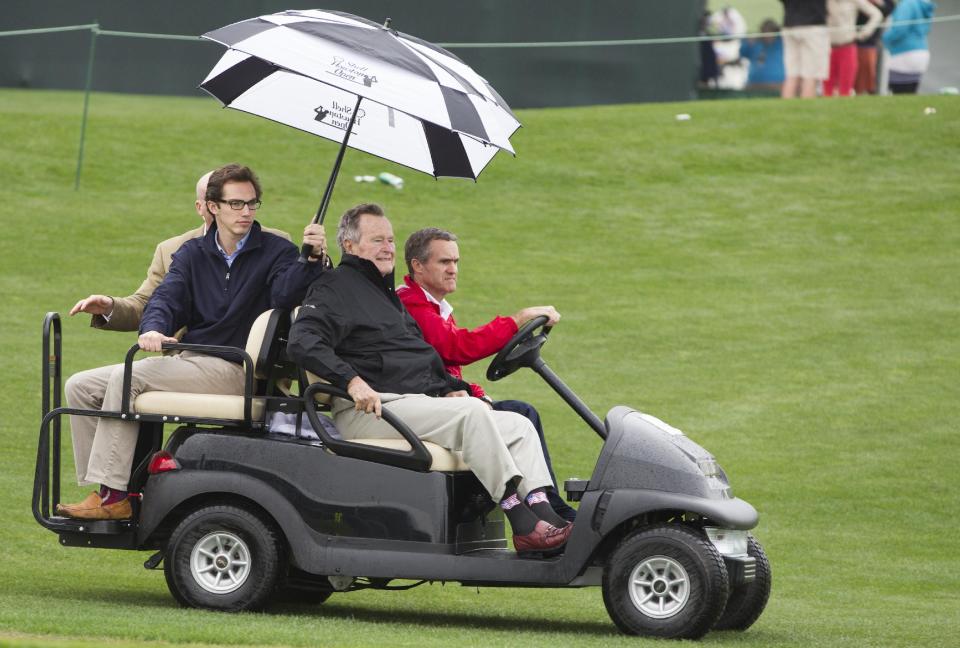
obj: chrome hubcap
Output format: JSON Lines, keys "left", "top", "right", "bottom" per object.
{"left": 190, "top": 531, "right": 251, "bottom": 594}
{"left": 628, "top": 555, "right": 690, "bottom": 619}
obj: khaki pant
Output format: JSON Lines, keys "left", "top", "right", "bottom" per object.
{"left": 65, "top": 352, "right": 245, "bottom": 490}
{"left": 783, "top": 26, "right": 830, "bottom": 80}
{"left": 332, "top": 394, "right": 553, "bottom": 502}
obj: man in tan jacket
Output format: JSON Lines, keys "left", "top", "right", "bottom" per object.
{"left": 69, "top": 171, "right": 292, "bottom": 330}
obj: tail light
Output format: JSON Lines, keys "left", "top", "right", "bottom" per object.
{"left": 147, "top": 451, "right": 180, "bottom": 475}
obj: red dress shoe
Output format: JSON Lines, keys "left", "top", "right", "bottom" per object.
{"left": 513, "top": 520, "right": 574, "bottom": 556}
{"left": 56, "top": 492, "right": 132, "bottom": 520}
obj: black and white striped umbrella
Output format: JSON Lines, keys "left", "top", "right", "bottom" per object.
{"left": 200, "top": 9, "right": 521, "bottom": 181}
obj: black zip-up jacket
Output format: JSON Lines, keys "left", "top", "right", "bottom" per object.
{"left": 781, "top": 0, "right": 827, "bottom": 27}
{"left": 141, "top": 222, "right": 324, "bottom": 361}
{"left": 287, "top": 254, "right": 470, "bottom": 395}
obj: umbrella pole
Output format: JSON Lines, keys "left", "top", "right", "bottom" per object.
{"left": 298, "top": 95, "right": 364, "bottom": 263}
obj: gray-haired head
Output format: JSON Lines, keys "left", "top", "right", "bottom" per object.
{"left": 337, "top": 202, "right": 386, "bottom": 251}
{"left": 404, "top": 227, "right": 458, "bottom": 276}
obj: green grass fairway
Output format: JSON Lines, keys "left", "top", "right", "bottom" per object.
{"left": 1, "top": 88, "right": 958, "bottom": 647}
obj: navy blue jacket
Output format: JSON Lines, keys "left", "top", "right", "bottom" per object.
{"left": 141, "top": 222, "right": 323, "bottom": 360}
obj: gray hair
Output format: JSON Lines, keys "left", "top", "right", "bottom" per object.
{"left": 404, "top": 227, "right": 458, "bottom": 276}
{"left": 337, "top": 203, "right": 385, "bottom": 251}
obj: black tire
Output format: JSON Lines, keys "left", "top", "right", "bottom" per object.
{"left": 602, "top": 524, "right": 729, "bottom": 640}
{"left": 163, "top": 504, "right": 284, "bottom": 612}
{"left": 714, "top": 535, "right": 771, "bottom": 631}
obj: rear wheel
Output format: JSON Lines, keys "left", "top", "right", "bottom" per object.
{"left": 164, "top": 504, "right": 283, "bottom": 611}
{"left": 602, "top": 524, "right": 729, "bottom": 639}
{"left": 714, "top": 535, "right": 771, "bottom": 631}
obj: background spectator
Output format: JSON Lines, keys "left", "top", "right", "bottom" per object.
{"left": 883, "top": 0, "right": 937, "bottom": 94}
{"left": 740, "top": 18, "right": 786, "bottom": 90}
{"left": 824, "top": 0, "right": 883, "bottom": 96}
{"left": 699, "top": 10, "right": 722, "bottom": 87}
{"left": 707, "top": 5, "right": 750, "bottom": 90}
{"left": 780, "top": 0, "right": 830, "bottom": 98}
{"left": 711, "top": 5, "right": 749, "bottom": 65}
{"left": 855, "top": 0, "right": 896, "bottom": 95}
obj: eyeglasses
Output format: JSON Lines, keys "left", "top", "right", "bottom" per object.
{"left": 218, "top": 199, "right": 262, "bottom": 211}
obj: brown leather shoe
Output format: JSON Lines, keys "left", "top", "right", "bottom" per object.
{"left": 57, "top": 492, "right": 132, "bottom": 520}
{"left": 513, "top": 520, "right": 574, "bottom": 556}
{"left": 56, "top": 491, "right": 101, "bottom": 515}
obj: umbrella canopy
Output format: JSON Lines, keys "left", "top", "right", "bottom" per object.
{"left": 200, "top": 9, "right": 521, "bottom": 180}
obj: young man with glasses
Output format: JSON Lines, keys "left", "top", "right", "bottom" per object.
{"left": 68, "top": 170, "right": 293, "bottom": 332}
{"left": 59, "top": 163, "right": 327, "bottom": 520}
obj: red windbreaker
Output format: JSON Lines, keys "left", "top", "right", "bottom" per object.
{"left": 397, "top": 274, "right": 517, "bottom": 398}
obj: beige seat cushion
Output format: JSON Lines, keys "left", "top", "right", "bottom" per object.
{"left": 135, "top": 391, "right": 265, "bottom": 421}
{"left": 350, "top": 438, "right": 470, "bottom": 471}
{"left": 130, "top": 309, "right": 277, "bottom": 422}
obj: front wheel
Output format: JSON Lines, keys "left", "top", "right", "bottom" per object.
{"left": 602, "top": 524, "right": 729, "bottom": 639}
{"left": 714, "top": 535, "right": 771, "bottom": 631}
{"left": 163, "top": 504, "right": 284, "bottom": 611}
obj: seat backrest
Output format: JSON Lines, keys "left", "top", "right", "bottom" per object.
{"left": 246, "top": 309, "right": 284, "bottom": 380}
{"left": 292, "top": 307, "right": 333, "bottom": 405}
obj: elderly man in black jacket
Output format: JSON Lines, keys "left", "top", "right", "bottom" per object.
{"left": 58, "top": 164, "right": 327, "bottom": 521}
{"left": 288, "top": 203, "right": 573, "bottom": 555}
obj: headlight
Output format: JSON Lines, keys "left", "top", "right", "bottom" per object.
{"left": 697, "top": 458, "right": 721, "bottom": 477}
{"left": 704, "top": 527, "right": 748, "bottom": 556}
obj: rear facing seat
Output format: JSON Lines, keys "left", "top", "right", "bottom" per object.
{"left": 133, "top": 309, "right": 281, "bottom": 421}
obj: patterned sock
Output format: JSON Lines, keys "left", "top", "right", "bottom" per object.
{"left": 500, "top": 485, "right": 539, "bottom": 535}
{"left": 100, "top": 486, "right": 128, "bottom": 506}
{"left": 526, "top": 488, "right": 569, "bottom": 527}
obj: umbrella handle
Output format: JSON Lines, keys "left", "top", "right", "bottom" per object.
{"left": 298, "top": 95, "right": 364, "bottom": 264}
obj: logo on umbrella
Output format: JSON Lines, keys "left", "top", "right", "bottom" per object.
{"left": 314, "top": 102, "right": 365, "bottom": 131}
{"left": 329, "top": 56, "right": 378, "bottom": 88}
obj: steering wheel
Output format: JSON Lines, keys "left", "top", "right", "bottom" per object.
{"left": 486, "top": 315, "right": 552, "bottom": 382}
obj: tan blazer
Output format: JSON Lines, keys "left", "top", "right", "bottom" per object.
{"left": 92, "top": 224, "right": 292, "bottom": 331}
{"left": 827, "top": 0, "right": 883, "bottom": 46}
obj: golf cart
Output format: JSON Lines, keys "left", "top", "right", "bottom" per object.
{"left": 34, "top": 309, "right": 770, "bottom": 640}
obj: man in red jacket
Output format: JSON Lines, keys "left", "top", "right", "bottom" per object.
{"left": 398, "top": 227, "right": 576, "bottom": 522}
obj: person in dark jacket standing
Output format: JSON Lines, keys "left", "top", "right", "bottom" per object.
{"left": 855, "top": 0, "right": 896, "bottom": 95}
{"left": 781, "top": 0, "right": 830, "bottom": 97}
{"left": 288, "top": 204, "right": 574, "bottom": 555}
{"left": 398, "top": 227, "right": 576, "bottom": 523}
{"left": 58, "top": 164, "right": 327, "bottom": 521}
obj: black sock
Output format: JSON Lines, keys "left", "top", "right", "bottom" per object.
{"left": 526, "top": 488, "right": 569, "bottom": 527}
{"left": 500, "top": 483, "right": 540, "bottom": 535}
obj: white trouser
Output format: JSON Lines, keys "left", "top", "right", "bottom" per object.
{"left": 332, "top": 394, "right": 553, "bottom": 501}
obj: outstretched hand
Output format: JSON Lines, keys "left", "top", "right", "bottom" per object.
{"left": 513, "top": 305, "right": 561, "bottom": 327}
{"left": 347, "top": 376, "right": 382, "bottom": 418}
{"left": 69, "top": 294, "right": 114, "bottom": 317}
